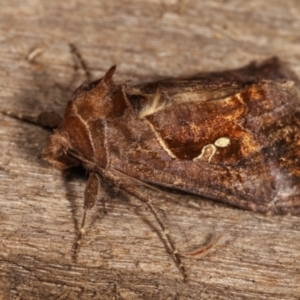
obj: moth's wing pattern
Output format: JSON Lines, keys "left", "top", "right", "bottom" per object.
{"left": 111, "top": 60, "right": 300, "bottom": 215}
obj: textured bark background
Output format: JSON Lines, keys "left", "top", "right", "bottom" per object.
{"left": 0, "top": 0, "right": 300, "bottom": 299}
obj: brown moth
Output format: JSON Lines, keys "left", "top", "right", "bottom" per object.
{"left": 43, "top": 57, "right": 300, "bottom": 280}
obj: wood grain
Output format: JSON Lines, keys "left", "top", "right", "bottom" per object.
{"left": 0, "top": 0, "right": 300, "bottom": 299}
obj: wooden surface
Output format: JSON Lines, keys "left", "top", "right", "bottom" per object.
{"left": 0, "top": 0, "right": 300, "bottom": 299}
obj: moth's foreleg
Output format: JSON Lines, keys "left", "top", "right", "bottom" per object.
{"left": 73, "top": 172, "right": 100, "bottom": 262}
{"left": 0, "top": 110, "right": 62, "bottom": 129}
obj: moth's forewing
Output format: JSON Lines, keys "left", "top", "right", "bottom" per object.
{"left": 113, "top": 63, "right": 300, "bottom": 215}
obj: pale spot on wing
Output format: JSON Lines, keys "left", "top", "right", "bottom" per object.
{"left": 138, "top": 90, "right": 213, "bottom": 118}
{"left": 193, "top": 144, "right": 216, "bottom": 163}
{"left": 139, "top": 89, "right": 170, "bottom": 118}
{"left": 214, "top": 137, "right": 230, "bottom": 148}
{"left": 194, "top": 137, "right": 230, "bottom": 163}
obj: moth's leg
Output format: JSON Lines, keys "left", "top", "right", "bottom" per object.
{"left": 139, "top": 191, "right": 187, "bottom": 282}
{"left": 0, "top": 110, "right": 62, "bottom": 129}
{"left": 101, "top": 170, "right": 187, "bottom": 281}
{"left": 1, "top": 45, "right": 93, "bottom": 129}
{"left": 73, "top": 172, "right": 100, "bottom": 262}
{"left": 69, "top": 43, "right": 92, "bottom": 82}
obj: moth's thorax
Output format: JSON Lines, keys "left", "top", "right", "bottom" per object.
{"left": 44, "top": 66, "right": 128, "bottom": 171}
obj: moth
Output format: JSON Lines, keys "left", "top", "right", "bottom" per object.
{"left": 27, "top": 57, "right": 300, "bottom": 280}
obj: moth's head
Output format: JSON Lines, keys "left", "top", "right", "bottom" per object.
{"left": 44, "top": 66, "right": 128, "bottom": 171}
{"left": 43, "top": 129, "right": 80, "bottom": 170}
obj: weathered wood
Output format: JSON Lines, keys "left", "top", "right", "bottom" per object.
{"left": 0, "top": 0, "right": 300, "bottom": 299}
